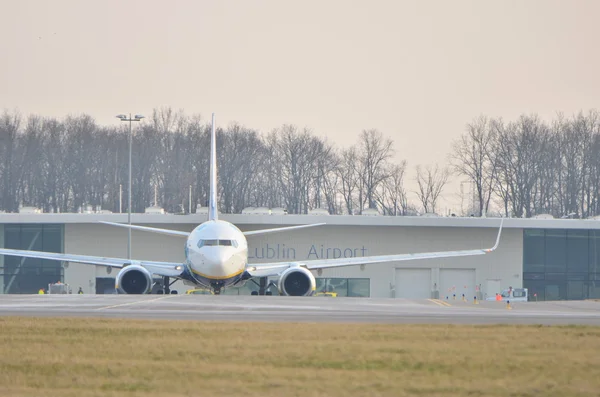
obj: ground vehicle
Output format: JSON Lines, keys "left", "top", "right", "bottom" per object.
{"left": 186, "top": 289, "right": 213, "bottom": 295}
{"left": 47, "top": 282, "right": 71, "bottom": 294}
{"left": 314, "top": 291, "right": 337, "bottom": 297}
{"left": 486, "top": 288, "right": 528, "bottom": 302}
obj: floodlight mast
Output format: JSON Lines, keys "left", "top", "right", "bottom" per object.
{"left": 115, "top": 113, "right": 144, "bottom": 259}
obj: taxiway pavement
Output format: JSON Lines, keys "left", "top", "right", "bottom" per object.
{"left": 0, "top": 295, "right": 600, "bottom": 325}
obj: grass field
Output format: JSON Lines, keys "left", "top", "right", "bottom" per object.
{"left": 1, "top": 317, "right": 600, "bottom": 396}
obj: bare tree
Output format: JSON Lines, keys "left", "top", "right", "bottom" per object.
{"left": 559, "top": 111, "right": 597, "bottom": 218}
{"left": 357, "top": 129, "right": 394, "bottom": 212}
{"left": 492, "top": 114, "right": 550, "bottom": 218}
{"left": 63, "top": 114, "right": 101, "bottom": 212}
{"left": 310, "top": 137, "right": 337, "bottom": 212}
{"left": 151, "top": 107, "right": 196, "bottom": 213}
{"left": 450, "top": 115, "right": 497, "bottom": 216}
{"left": 414, "top": 164, "right": 450, "bottom": 214}
{"left": 268, "top": 125, "right": 324, "bottom": 214}
{"left": 250, "top": 134, "right": 282, "bottom": 209}
{"left": 218, "top": 123, "right": 265, "bottom": 213}
{"left": 336, "top": 147, "right": 360, "bottom": 215}
{"left": 375, "top": 161, "right": 408, "bottom": 215}
{"left": 587, "top": 111, "right": 600, "bottom": 217}
{"left": 17, "top": 115, "right": 45, "bottom": 208}
{"left": 8, "top": 106, "right": 600, "bottom": 220}
{"left": 41, "top": 117, "right": 68, "bottom": 213}
{"left": 0, "top": 110, "right": 22, "bottom": 212}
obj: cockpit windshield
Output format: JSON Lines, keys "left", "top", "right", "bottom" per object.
{"left": 198, "top": 239, "right": 238, "bottom": 248}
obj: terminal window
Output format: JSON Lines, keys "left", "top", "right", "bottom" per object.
{"left": 523, "top": 228, "right": 600, "bottom": 301}
{"left": 316, "top": 278, "right": 370, "bottom": 297}
{"left": 1, "top": 224, "right": 64, "bottom": 294}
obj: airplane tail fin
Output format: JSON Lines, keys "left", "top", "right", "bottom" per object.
{"left": 209, "top": 113, "right": 218, "bottom": 221}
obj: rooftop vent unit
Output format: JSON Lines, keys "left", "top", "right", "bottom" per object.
{"left": 361, "top": 209, "right": 380, "bottom": 216}
{"left": 19, "top": 206, "right": 42, "bottom": 214}
{"left": 195, "top": 206, "right": 220, "bottom": 215}
{"left": 241, "top": 207, "right": 271, "bottom": 215}
{"left": 308, "top": 208, "right": 329, "bottom": 215}
{"left": 532, "top": 214, "right": 554, "bottom": 219}
{"left": 144, "top": 206, "right": 165, "bottom": 214}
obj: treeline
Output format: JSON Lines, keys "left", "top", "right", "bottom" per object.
{"left": 0, "top": 107, "right": 414, "bottom": 215}
{"left": 452, "top": 110, "right": 600, "bottom": 218}
{"left": 1, "top": 107, "right": 599, "bottom": 218}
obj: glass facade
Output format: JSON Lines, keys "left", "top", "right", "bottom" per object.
{"left": 96, "top": 277, "right": 117, "bottom": 294}
{"left": 524, "top": 228, "right": 600, "bottom": 301}
{"left": 315, "top": 277, "right": 370, "bottom": 297}
{"left": 221, "top": 277, "right": 371, "bottom": 297}
{"left": 1, "top": 224, "right": 64, "bottom": 294}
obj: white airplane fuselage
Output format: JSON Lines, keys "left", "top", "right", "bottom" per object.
{"left": 185, "top": 220, "right": 248, "bottom": 289}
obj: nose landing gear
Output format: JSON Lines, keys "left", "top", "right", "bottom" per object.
{"left": 211, "top": 281, "right": 224, "bottom": 295}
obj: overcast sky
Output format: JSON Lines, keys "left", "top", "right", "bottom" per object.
{"left": 1, "top": 0, "right": 599, "bottom": 213}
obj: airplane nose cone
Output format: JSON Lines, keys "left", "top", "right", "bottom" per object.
{"left": 204, "top": 250, "right": 231, "bottom": 266}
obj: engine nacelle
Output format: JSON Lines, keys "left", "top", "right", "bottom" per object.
{"left": 277, "top": 267, "right": 316, "bottom": 296}
{"left": 115, "top": 265, "right": 153, "bottom": 294}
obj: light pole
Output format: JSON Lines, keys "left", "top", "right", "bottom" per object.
{"left": 116, "top": 113, "right": 144, "bottom": 259}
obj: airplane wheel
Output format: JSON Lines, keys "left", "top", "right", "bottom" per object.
{"left": 266, "top": 291, "right": 272, "bottom": 296}
{"left": 170, "top": 290, "right": 178, "bottom": 294}
{"left": 251, "top": 291, "right": 258, "bottom": 296}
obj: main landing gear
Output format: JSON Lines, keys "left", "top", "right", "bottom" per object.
{"left": 250, "top": 277, "right": 276, "bottom": 296}
{"left": 156, "top": 276, "right": 178, "bottom": 295}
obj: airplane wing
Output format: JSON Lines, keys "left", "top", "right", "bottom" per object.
{"left": 0, "top": 248, "right": 184, "bottom": 277}
{"left": 243, "top": 223, "right": 326, "bottom": 236}
{"left": 99, "top": 221, "right": 326, "bottom": 237}
{"left": 246, "top": 219, "right": 504, "bottom": 278}
{"left": 98, "top": 221, "right": 190, "bottom": 237}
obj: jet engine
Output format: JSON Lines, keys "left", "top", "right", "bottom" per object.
{"left": 115, "top": 265, "right": 153, "bottom": 294}
{"left": 277, "top": 267, "right": 316, "bottom": 296}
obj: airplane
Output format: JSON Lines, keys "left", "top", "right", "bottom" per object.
{"left": 0, "top": 113, "right": 504, "bottom": 296}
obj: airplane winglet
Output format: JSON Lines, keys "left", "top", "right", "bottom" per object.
{"left": 243, "top": 223, "right": 326, "bottom": 236}
{"left": 485, "top": 218, "right": 504, "bottom": 252}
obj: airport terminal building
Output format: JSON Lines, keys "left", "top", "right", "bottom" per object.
{"left": 1, "top": 211, "right": 600, "bottom": 301}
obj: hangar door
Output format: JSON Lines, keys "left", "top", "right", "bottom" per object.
{"left": 439, "top": 269, "right": 476, "bottom": 301}
{"left": 394, "top": 268, "right": 431, "bottom": 299}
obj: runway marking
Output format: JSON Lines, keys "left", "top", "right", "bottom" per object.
{"left": 95, "top": 296, "right": 175, "bottom": 311}
{"left": 428, "top": 299, "right": 451, "bottom": 307}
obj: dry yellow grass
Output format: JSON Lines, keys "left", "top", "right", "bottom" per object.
{"left": 0, "top": 317, "right": 599, "bottom": 397}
